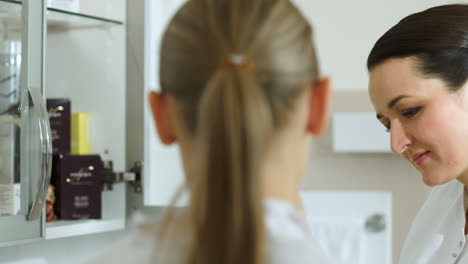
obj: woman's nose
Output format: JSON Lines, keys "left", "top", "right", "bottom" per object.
{"left": 390, "top": 121, "right": 412, "bottom": 154}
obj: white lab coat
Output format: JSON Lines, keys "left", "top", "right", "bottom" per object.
{"left": 400, "top": 179, "right": 468, "bottom": 264}
{"left": 85, "top": 199, "right": 338, "bottom": 264}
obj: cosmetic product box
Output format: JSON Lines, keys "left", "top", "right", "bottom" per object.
{"left": 47, "top": 99, "right": 71, "bottom": 155}
{"left": 51, "top": 154, "right": 102, "bottom": 220}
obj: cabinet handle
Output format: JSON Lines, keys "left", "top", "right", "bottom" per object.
{"left": 27, "top": 87, "right": 52, "bottom": 221}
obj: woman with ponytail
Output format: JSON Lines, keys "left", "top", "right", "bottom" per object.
{"left": 88, "top": 0, "right": 335, "bottom": 263}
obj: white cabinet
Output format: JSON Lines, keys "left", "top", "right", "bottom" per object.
{"left": 141, "top": 0, "right": 187, "bottom": 207}
{"left": 44, "top": 0, "right": 127, "bottom": 240}
{"left": 0, "top": 0, "right": 128, "bottom": 247}
{"left": 126, "top": 0, "right": 188, "bottom": 208}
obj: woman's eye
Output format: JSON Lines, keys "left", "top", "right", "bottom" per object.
{"left": 380, "top": 121, "right": 391, "bottom": 133}
{"left": 401, "top": 106, "right": 422, "bottom": 118}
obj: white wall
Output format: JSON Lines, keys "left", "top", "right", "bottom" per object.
{"left": 293, "top": 0, "right": 464, "bottom": 91}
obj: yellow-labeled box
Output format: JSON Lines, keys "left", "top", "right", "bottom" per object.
{"left": 71, "top": 113, "right": 89, "bottom": 155}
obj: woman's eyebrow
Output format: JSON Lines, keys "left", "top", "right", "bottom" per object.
{"left": 376, "top": 95, "right": 411, "bottom": 120}
{"left": 388, "top": 95, "right": 409, "bottom": 109}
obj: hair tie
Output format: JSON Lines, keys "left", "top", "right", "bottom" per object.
{"left": 220, "top": 54, "right": 255, "bottom": 72}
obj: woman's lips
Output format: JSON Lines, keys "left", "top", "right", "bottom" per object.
{"left": 412, "top": 151, "right": 431, "bottom": 166}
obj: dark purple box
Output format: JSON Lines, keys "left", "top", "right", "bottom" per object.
{"left": 51, "top": 154, "right": 102, "bottom": 220}
{"left": 46, "top": 99, "right": 71, "bottom": 155}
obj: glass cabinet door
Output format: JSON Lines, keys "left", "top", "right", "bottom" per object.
{"left": 0, "top": 0, "right": 50, "bottom": 247}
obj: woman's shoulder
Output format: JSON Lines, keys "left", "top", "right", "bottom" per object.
{"left": 264, "top": 199, "right": 339, "bottom": 264}
{"left": 405, "top": 179, "right": 463, "bottom": 236}
{"left": 417, "top": 179, "right": 463, "bottom": 218}
{"left": 399, "top": 179, "right": 465, "bottom": 263}
{"left": 429, "top": 178, "right": 462, "bottom": 199}
{"left": 85, "top": 202, "right": 338, "bottom": 264}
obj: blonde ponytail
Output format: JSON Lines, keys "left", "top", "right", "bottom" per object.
{"left": 188, "top": 64, "right": 272, "bottom": 264}
{"left": 158, "top": 0, "right": 320, "bottom": 263}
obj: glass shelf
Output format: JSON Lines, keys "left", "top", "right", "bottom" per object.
{"left": 0, "top": 0, "right": 123, "bottom": 34}
{"left": 47, "top": 6, "right": 123, "bottom": 31}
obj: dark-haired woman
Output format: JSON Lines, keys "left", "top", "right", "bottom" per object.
{"left": 367, "top": 4, "right": 468, "bottom": 264}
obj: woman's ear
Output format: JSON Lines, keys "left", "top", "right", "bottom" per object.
{"left": 148, "top": 91, "right": 177, "bottom": 145}
{"left": 306, "top": 77, "right": 331, "bottom": 137}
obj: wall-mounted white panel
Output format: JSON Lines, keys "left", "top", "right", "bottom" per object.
{"left": 333, "top": 112, "right": 391, "bottom": 153}
{"left": 301, "top": 191, "right": 393, "bottom": 264}
{"left": 300, "top": 191, "right": 392, "bottom": 264}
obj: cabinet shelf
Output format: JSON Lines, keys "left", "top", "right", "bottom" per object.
{"left": 0, "top": 0, "right": 123, "bottom": 33}
{"left": 45, "top": 218, "right": 125, "bottom": 240}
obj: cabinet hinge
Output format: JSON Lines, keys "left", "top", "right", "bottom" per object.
{"left": 102, "top": 160, "right": 142, "bottom": 193}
